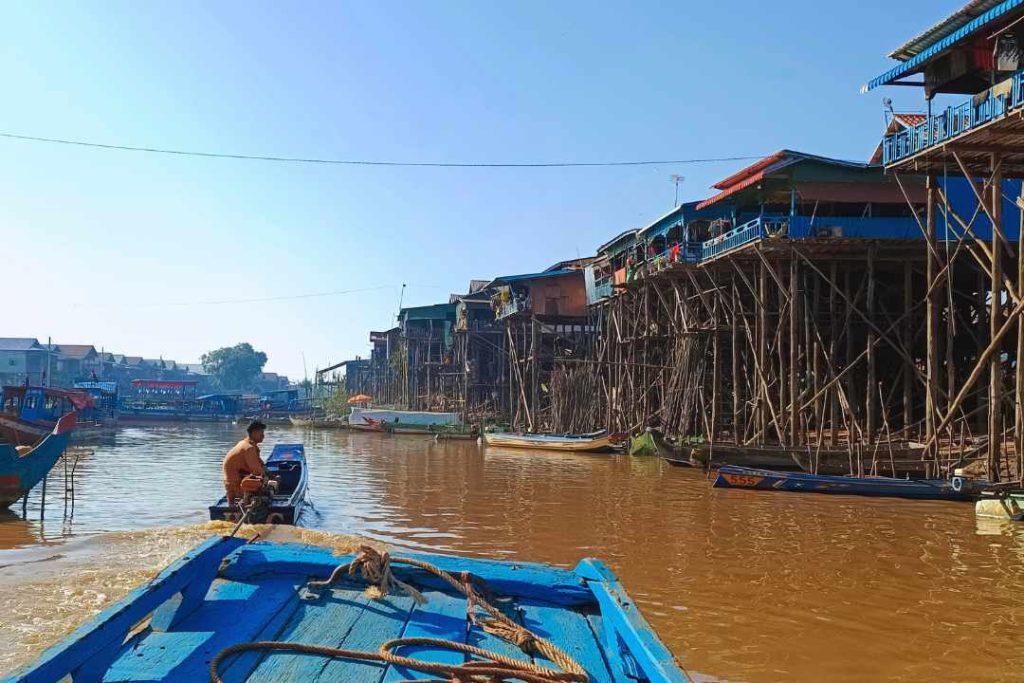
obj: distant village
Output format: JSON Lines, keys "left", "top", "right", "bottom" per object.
{"left": 0, "top": 338, "right": 291, "bottom": 395}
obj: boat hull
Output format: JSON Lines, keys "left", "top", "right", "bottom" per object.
{"left": 12, "top": 536, "right": 688, "bottom": 682}
{"left": 692, "top": 443, "right": 931, "bottom": 477}
{"left": 713, "top": 465, "right": 974, "bottom": 501}
{"left": 0, "top": 413, "right": 74, "bottom": 507}
{"left": 483, "top": 431, "right": 614, "bottom": 452}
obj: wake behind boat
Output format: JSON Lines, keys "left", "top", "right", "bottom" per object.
{"left": 483, "top": 430, "right": 618, "bottom": 453}
{"left": 712, "top": 465, "right": 979, "bottom": 501}
{"left": 209, "top": 443, "right": 308, "bottom": 524}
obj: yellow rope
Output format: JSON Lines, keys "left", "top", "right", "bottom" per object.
{"left": 210, "top": 546, "right": 589, "bottom": 683}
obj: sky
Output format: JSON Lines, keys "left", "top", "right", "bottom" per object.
{"left": 0, "top": 0, "right": 959, "bottom": 379}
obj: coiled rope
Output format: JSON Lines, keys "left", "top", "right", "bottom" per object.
{"left": 209, "top": 545, "right": 589, "bottom": 683}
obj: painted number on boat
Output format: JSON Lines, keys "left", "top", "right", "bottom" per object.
{"left": 722, "top": 473, "right": 764, "bottom": 487}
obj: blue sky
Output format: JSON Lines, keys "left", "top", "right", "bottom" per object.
{"left": 1, "top": 0, "right": 955, "bottom": 379}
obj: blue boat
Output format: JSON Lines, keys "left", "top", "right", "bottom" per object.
{"left": 11, "top": 536, "right": 687, "bottom": 682}
{"left": 0, "top": 413, "right": 75, "bottom": 507}
{"left": 713, "top": 465, "right": 977, "bottom": 501}
{"left": 208, "top": 444, "right": 308, "bottom": 524}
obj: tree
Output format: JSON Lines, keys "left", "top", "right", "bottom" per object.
{"left": 201, "top": 343, "right": 268, "bottom": 391}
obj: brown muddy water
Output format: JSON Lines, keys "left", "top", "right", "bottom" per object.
{"left": 1, "top": 423, "right": 1023, "bottom": 681}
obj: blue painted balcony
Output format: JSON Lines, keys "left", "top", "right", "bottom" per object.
{"left": 882, "top": 70, "right": 1024, "bottom": 166}
{"left": 700, "top": 216, "right": 786, "bottom": 261}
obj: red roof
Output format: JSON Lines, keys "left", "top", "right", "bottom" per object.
{"left": 893, "top": 113, "right": 927, "bottom": 127}
{"left": 710, "top": 150, "right": 788, "bottom": 191}
{"left": 696, "top": 170, "right": 769, "bottom": 211}
{"left": 131, "top": 379, "right": 198, "bottom": 389}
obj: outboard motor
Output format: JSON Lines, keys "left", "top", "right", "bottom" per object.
{"left": 239, "top": 474, "right": 279, "bottom": 523}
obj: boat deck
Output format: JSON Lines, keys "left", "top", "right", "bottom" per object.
{"left": 15, "top": 537, "right": 685, "bottom": 682}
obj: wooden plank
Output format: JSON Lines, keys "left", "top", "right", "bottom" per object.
{"left": 246, "top": 586, "right": 413, "bottom": 682}
{"left": 314, "top": 590, "right": 417, "bottom": 682}
{"left": 12, "top": 535, "right": 245, "bottom": 683}
{"left": 101, "top": 578, "right": 302, "bottom": 682}
{"left": 518, "top": 601, "right": 613, "bottom": 683}
{"left": 380, "top": 590, "right": 468, "bottom": 682}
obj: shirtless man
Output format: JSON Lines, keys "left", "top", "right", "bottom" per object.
{"left": 223, "top": 420, "right": 266, "bottom": 506}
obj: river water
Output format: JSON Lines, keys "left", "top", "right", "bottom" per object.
{"left": 1, "top": 423, "right": 1022, "bottom": 681}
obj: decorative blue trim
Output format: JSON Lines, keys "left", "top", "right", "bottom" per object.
{"left": 866, "top": 0, "right": 1024, "bottom": 91}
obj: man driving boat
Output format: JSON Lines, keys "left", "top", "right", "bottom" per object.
{"left": 223, "top": 420, "right": 266, "bottom": 506}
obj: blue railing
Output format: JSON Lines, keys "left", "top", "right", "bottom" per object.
{"left": 883, "top": 70, "right": 1024, "bottom": 165}
{"left": 700, "top": 216, "right": 788, "bottom": 261}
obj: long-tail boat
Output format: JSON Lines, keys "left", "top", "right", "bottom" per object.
{"left": 691, "top": 442, "right": 930, "bottom": 477}
{"left": 0, "top": 413, "right": 76, "bottom": 507}
{"left": 712, "top": 465, "right": 978, "bottom": 501}
{"left": 483, "top": 430, "right": 617, "bottom": 453}
{"left": 12, "top": 537, "right": 688, "bottom": 682}
{"left": 208, "top": 444, "right": 308, "bottom": 525}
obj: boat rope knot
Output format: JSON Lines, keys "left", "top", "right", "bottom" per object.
{"left": 212, "top": 548, "right": 590, "bottom": 683}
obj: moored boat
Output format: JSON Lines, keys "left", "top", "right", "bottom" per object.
{"left": 0, "top": 386, "right": 94, "bottom": 445}
{"left": 691, "top": 442, "right": 930, "bottom": 477}
{"left": 712, "top": 465, "right": 978, "bottom": 501}
{"left": 208, "top": 443, "right": 308, "bottom": 524}
{"left": 0, "top": 413, "right": 76, "bottom": 507}
{"left": 12, "top": 536, "right": 688, "bottom": 682}
{"left": 483, "top": 430, "right": 617, "bottom": 453}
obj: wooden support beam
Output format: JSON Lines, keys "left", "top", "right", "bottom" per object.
{"left": 989, "top": 154, "right": 1004, "bottom": 480}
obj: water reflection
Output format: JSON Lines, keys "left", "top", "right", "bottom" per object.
{"left": 1, "top": 423, "right": 1023, "bottom": 681}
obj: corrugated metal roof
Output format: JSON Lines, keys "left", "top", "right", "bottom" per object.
{"left": 890, "top": 0, "right": 1007, "bottom": 61}
{"left": 56, "top": 344, "right": 97, "bottom": 359}
{"left": 0, "top": 338, "right": 43, "bottom": 351}
{"left": 866, "top": 0, "right": 1024, "bottom": 91}
{"left": 486, "top": 269, "right": 579, "bottom": 288}
{"left": 596, "top": 229, "right": 639, "bottom": 255}
{"left": 696, "top": 151, "right": 870, "bottom": 211}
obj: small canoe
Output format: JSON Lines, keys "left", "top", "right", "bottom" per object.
{"left": 483, "top": 430, "right": 615, "bottom": 452}
{"left": 712, "top": 465, "right": 976, "bottom": 501}
{"left": 13, "top": 536, "right": 688, "bottom": 682}
{"left": 208, "top": 444, "right": 308, "bottom": 524}
{"left": 0, "top": 413, "right": 75, "bottom": 507}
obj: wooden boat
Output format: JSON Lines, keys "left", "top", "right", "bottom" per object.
{"left": 208, "top": 444, "right": 308, "bottom": 524}
{"left": 0, "top": 386, "right": 94, "bottom": 446}
{"left": 288, "top": 415, "right": 345, "bottom": 429}
{"left": 13, "top": 536, "right": 687, "bottom": 682}
{"left": 0, "top": 413, "right": 75, "bottom": 507}
{"left": 692, "top": 442, "right": 930, "bottom": 477}
{"left": 483, "top": 430, "right": 616, "bottom": 453}
{"left": 712, "top": 465, "right": 977, "bottom": 501}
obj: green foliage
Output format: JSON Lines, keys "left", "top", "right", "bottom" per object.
{"left": 321, "top": 388, "right": 350, "bottom": 417}
{"left": 201, "top": 343, "right": 268, "bottom": 391}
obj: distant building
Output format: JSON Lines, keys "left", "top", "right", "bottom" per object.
{"left": 54, "top": 344, "right": 101, "bottom": 383}
{"left": 0, "top": 338, "right": 58, "bottom": 386}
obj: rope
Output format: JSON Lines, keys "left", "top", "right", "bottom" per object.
{"left": 210, "top": 546, "right": 589, "bottom": 683}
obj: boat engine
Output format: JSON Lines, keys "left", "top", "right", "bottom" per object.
{"left": 239, "top": 474, "right": 279, "bottom": 523}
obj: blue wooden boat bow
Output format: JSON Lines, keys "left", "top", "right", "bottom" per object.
{"left": 9, "top": 536, "right": 688, "bottom": 682}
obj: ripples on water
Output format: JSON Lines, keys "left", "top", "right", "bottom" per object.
{"left": 1, "top": 423, "right": 1023, "bottom": 681}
